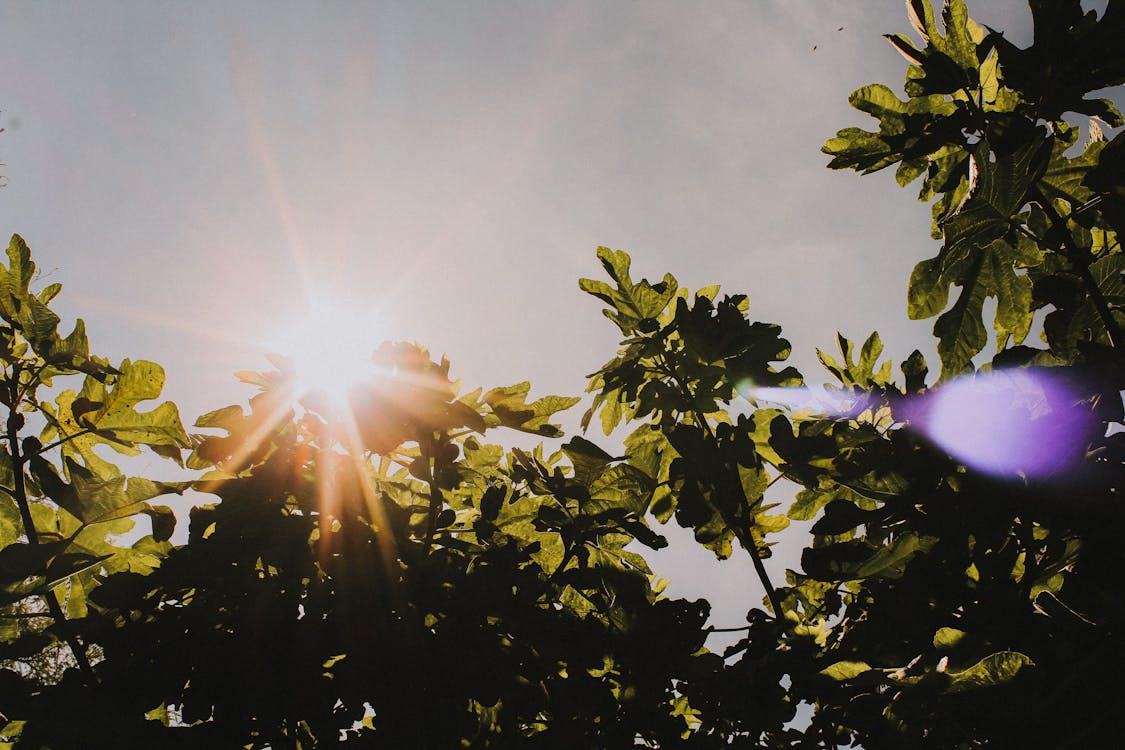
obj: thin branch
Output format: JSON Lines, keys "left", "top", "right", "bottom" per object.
{"left": 763, "top": 470, "right": 788, "bottom": 493}
{"left": 32, "top": 428, "right": 95, "bottom": 457}
{"left": 704, "top": 625, "right": 752, "bottom": 634}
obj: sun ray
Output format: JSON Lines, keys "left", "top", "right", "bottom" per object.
{"left": 193, "top": 393, "right": 297, "bottom": 495}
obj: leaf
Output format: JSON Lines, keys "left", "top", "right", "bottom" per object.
{"left": 0, "top": 541, "right": 61, "bottom": 585}
{"left": 991, "top": 1, "right": 1125, "bottom": 125}
{"left": 562, "top": 436, "right": 618, "bottom": 487}
{"left": 822, "top": 87, "right": 956, "bottom": 175}
{"left": 933, "top": 253, "right": 988, "bottom": 377}
{"left": 0, "top": 497, "right": 20, "bottom": 548}
{"left": 788, "top": 486, "right": 836, "bottom": 521}
{"left": 82, "top": 360, "right": 190, "bottom": 453}
{"left": 1042, "top": 253, "right": 1125, "bottom": 356}
{"left": 42, "top": 361, "right": 190, "bottom": 475}
{"left": 946, "top": 651, "right": 1033, "bottom": 693}
{"left": 941, "top": 136, "right": 1051, "bottom": 257}
{"left": 885, "top": 33, "right": 925, "bottom": 65}
{"left": 812, "top": 500, "right": 869, "bottom": 536}
{"left": 933, "top": 627, "right": 967, "bottom": 650}
{"left": 0, "top": 236, "right": 36, "bottom": 318}
{"left": 906, "top": 0, "right": 932, "bottom": 43}
{"left": 579, "top": 247, "right": 679, "bottom": 335}
{"left": 483, "top": 382, "right": 580, "bottom": 437}
{"left": 803, "top": 533, "right": 936, "bottom": 581}
{"left": 820, "top": 660, "right": 872, "bottom": 680}
{"left": 926, "top": 239, "right": 1034, "bottom": 377}
{"left": 853, "top": 532, "right": 937, "bottom": 579}
{"left": 908, "top": 257, "right": 949, "bottom": 320}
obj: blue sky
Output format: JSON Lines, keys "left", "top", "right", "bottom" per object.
{"left": 0, "top": 0, "right": 1036, "bottom": 627}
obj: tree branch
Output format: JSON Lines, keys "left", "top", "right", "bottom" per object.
{"left": 659, "top": 350, "right": 786, "bottom": 619}
{"left": 6, "top": 370, "right": 97, "bottom": 683}
{"left": 1035, "top": 192, "right": 1124, "bottom": 349}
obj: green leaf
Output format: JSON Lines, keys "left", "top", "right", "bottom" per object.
{"left": 941, "top": 137, "right": 1052, "bottom": 257}
{"left": 933, "top": 254, "right": 988, "bottom": 377}
{"left": 933, "top": 627, "right": 967, "bottom": 650}
{"left": 482, "top": 382, "right": 580, "bottom": 437}
{"left": 820, "top": 660, "right": 872, "bottom": 680}
{"left": 83, "top": 360, "right": 190, "bottom": 452}
{"left": 0, "top": 496, "right": 20, "bottom": 548}
{"left": 854, "top": 532, "right": 937, "bottom": 579}
{"left": 908, "top": 257, "right": 949, "bottom": 320}
{"left": 803, "top": 533, "right": 936, "bottom": 581}
{"left": 0, "top": 236, "right": 35, "bottom": 306}
{"left": 788, "top": 486, "right": 835, "bottom": 521}
{"left": 884, "top": 33, "right": 925, "bottom": 66}
{"left": 562, "top": 436, "right": 617, "bottom": 487}
{"left": 579, "top": 247, "right": 679, "bottom": 335}
{"left": 946, "top": 651, "right": 1033, "bottom": 693}
{"left": 41, "top": 362, "right": 191, "bottom": 473}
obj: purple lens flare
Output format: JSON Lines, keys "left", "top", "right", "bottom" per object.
{"left": 902, "top": 369, "right": 1096, "bottom": 479}
{"left": 743, "top": 369, "right": 1100, "bottom": 479}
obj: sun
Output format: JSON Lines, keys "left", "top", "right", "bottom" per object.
{"left": 266, "top": 297, "right": 385, "bottom": 402}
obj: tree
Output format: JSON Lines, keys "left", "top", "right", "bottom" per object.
{"left": 1, "top": 0, "right": 1123, "bottom": 747}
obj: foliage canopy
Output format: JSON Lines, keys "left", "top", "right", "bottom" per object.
{"left": 2, "top": 1, "right": 1123, "bottom": 747}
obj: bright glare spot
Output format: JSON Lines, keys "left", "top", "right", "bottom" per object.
{"left": 743, "top": 384, "right": 874, "bottom": 417}
{"left": 266, "top": 297, "right": 384, "bottom": 401}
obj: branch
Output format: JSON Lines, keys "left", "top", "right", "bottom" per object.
{"left": 1034, "top": 191, "right": 1124, "bottom": 349}
{"left": 421, "top": 435, "right": 444, "bottom": 552}
{"left": 5, "top": 370, "right": 97, "bottom": 684}
{"left": 658, "top": 351, "right": 786, "bottom": 619}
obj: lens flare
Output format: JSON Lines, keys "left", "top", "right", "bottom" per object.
{"left": 902, "top": 369, "right": 1094, "bottom": 479}
{"left": 742, "top": 369, "right": 1097, "bottom": 479}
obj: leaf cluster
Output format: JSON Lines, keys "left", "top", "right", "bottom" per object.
{"left": 825, "top": 0, "right": 1125, "bottom": 375}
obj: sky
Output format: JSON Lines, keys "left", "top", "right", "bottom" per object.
{"left": 0, "top": 0, "right": 1038, "bottom": 629}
